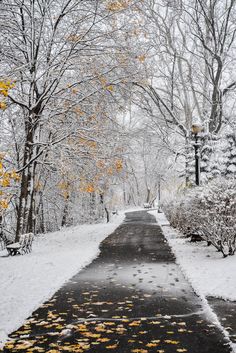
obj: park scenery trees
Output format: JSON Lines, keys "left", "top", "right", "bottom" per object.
{"left": 0, "top": 0, "right": 236, "bottom": 257}
{"left": 1, "top": 1, "right": 236, "bottom": 351}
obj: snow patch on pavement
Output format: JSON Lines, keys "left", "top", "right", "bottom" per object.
{"left": 0, "top": 212, "right": 125, "bottom": 348}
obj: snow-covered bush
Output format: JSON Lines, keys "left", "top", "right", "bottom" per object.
{"left": 164, "top": 178, "right": 236, "bottom": 257}
{"left": 164, "top": 193, "right": 197, "bottom": 236}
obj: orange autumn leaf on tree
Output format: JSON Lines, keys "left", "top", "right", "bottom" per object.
{"left": 0, "top": 199, "right": 8, "bottom": 209}
{"left": 0, "top": 80, "right": 15, "bottom": 109}
{"left": 115, "top": 159, "right": 123, "bottom": 172}
{"left": 0, "top": 80, "right": 14, "bottom": 96}
{"left": 137, "top": 54, "right": 146, "bottom": 63}
{"left": 107, "top": 166, "right": 113, "bottom": 175}
{"left": 79, "top": 181, "right": 96, "bottom": 193}
{"left": 96, "top": 160, "right": 105, "bottom": 169}
{"left": 0, "top": 101, "right": 7, "bottom": 110}
{"left": 106, "top": 0, "right": 130, "bottom": 11}
{"left": 0, "top": 155, "right": 20, "bottom": 213}
{"left": 86, "top": 183, "right": 95, "bottom": 193}
{"left": 1, "top": 177, "right": 10, "bottom": 187}
{"left": 79, "top": 137, "right": 97, "bottom": 149}
{"left": 106, "top": 85, "right": 114, "bottom": 92}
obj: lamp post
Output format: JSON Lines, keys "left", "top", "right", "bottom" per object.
{"left": 157, "top": 175, "right": 161, "bottom": 213}
{"left": 191, "top": 123, "right": 203, "bottom": 186}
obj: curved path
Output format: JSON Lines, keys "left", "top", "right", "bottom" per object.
{"left": 3, "top": 210, "right": 232, "bottom": 352}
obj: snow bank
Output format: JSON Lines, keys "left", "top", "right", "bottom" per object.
{"left": 0, "top": 212, "right": 125, "bottom": 347}
{"left": 150, "top": 211, "right": 236, "bottom": 301}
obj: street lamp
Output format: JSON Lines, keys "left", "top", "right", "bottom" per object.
{"left": 191, "top": 123, "right": 203, "bottom": 186}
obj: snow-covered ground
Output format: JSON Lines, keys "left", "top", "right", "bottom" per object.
{"left": 150, "top": 210, "right": 236, "bottom": 301}
{"left": 0, "top": 212, "right": 126, "bottom": 348}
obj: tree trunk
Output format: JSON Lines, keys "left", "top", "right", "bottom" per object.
{"left": 61, "top": 194, "right": 70, "bottom": 227}
{"left": 16, "top": 118, "right": 39, "bottom": 240}
{"left": 146, "top": 187, "right": 151, "bottom": 203}
{"left": 100, "top": 193, "right": 110, "bottom": 223}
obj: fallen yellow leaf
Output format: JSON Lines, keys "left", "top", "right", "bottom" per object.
{"left": 164, "top": 339, "right": 179, "bottom": 344}
{"left": 106, "top": 344, "right": 118, "bottom": 349}
{"left": 146, "top": 342, "right": 159, "bottom": 347}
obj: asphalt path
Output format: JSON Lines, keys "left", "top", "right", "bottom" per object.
{"left": 2, "top": 210, "right": 232, "bottom": 352}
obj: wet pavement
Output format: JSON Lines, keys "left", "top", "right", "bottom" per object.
{"left": 208, "top": 297, "right": 236, "bottom": 344}
{"left": 2, "top": 210, "right": 232, "bottom": 352}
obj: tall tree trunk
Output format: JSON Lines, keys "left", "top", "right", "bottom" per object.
{"left": 16, "top": 117, "right": 39, "bottom": 240}
{"left": 61, "top": 193, "right": 70, "bottom": 227}
{"left": 16, "top": 129, "right": 34, "bottom": 240}
{"left": 100, "top": 193, "right": 110, "bottom": 223}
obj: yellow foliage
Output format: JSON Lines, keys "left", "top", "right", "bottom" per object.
{"left": 79, "top": 180, "right": 96, "bottom": 193}
{"left": 0, "top": 156, "right": 20, "bottom": 212}
{"left": 98, "top": 76, "right": 114, "bottom": 92}
{"left": 137, "top": 54, "right": 146, "bottom": 63}
{"left": 96, "top": 160, "right": 105, "bottom": 169}
{"left": 79, "top": 138, "right": 97, "bottom": 149}
{"left": 72, "top": 88, "right": 79, "bottom": 94}
{"left": 0, "top": 101, "right": 7, "bottom": 110}
{"left": 58, "top": 181, "right": 69, "bottom": 191}
{"left": 0, "top": 199, "right": 8, "bottom": 209}
{"left": 99, "top": 76, "right": 107, "bottom": 87}
{"left": 115, "top": 159, "right": 123, "bottom": 172}
{"left": 62, "top": 191, "right": 69, "bottom": 199}
{"left": 57, "top": 180, "right": 71, "bottom": 200}
{"left": 0, "top": 80, "right": 15, "bottom": 92}
{"left": 86, "top": 183, "right": 95, "bottom": 193}
{"left": 67, "top": 34, "right": 81, "bottom": 42}
{"left": 106, "top": 85, "right": 114, "bottom": 92}
{"left": 107, "top": 167, "right": 113, "bottom": 175}
{"left": 106, "top": 0, "right": 130, "bottom": 11}
{"left": 1, "top": 177, "right": 10, "bottom": 187}
{"left": 10, "top": 170, "right": 20, "bottom": 181}
{"left": 0, "top": 80, "right": 15, "bottom": 110}
{"left": 74, "top": 106, "right": 84, "bottom": 116}
{"left": 35, "top": 181, "right": 42, "bottom": 191}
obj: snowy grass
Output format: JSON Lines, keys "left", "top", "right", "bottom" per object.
{"left": 150, "top": 211, "right": 236, "bottom": 301}
{"left": 0, "top": 212, "right": 125, "bottom": 347}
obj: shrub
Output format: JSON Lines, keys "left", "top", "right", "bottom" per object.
{"left": 164, "top": 178, "right": 236, "bottom": 257}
